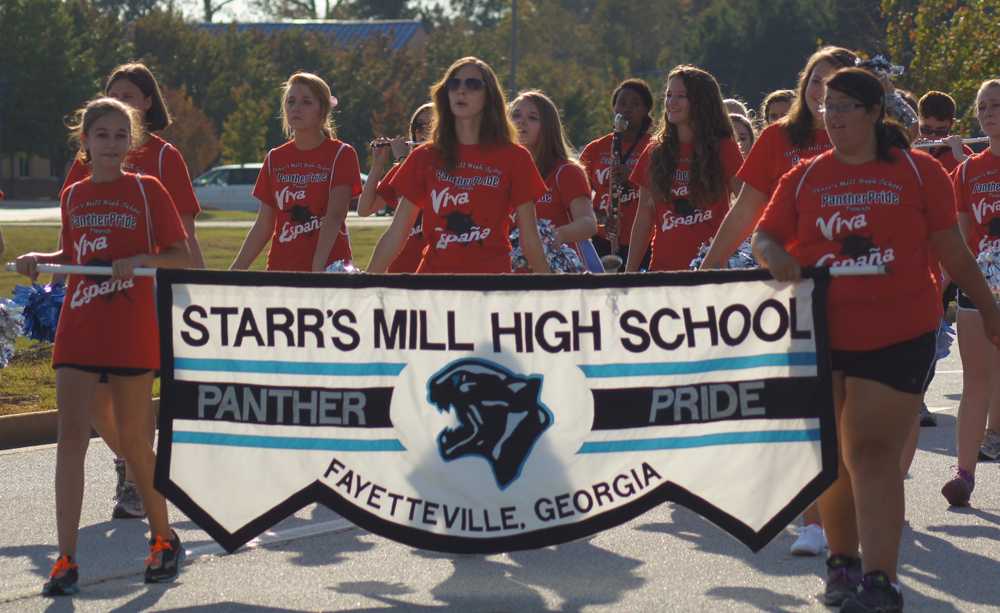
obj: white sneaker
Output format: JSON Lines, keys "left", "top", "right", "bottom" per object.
{"left": 979, "top": 431, "right": 1000, "bottom": 462}
{"left": 790, "top": 523, "right": 826, "bottom": 556}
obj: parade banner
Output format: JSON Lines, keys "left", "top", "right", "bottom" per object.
{"left": 154, "top": 269, "right": 836, "bottom": 554}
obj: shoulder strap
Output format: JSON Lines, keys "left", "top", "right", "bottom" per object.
{"left": 134, "top": 175, "right": 154, "bottom": 252}
{"left": 158, "top": 142, "right": 169, "bottom": 178}
{"left": 794, "top": 154, "right": 824, "bottom": 200}
{"left": 328, "top": 142, "right": 347, "bottom": 191}
{"left": 900, "top": 149, "right": 923, "bottom": 186}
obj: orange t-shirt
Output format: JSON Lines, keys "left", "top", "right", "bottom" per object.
{"left": 53, "top": 173, "right": 186, "bottom": 369}
{"left": 737, "top": 124, "right": 832, "bottom": 198}
{"left": 390, "top": 142, "right": 546, "bottom": 273}
{"left": 756, "top": 148, "right": 957, "bottom": 351}
{"left": 63, "top": 134, "right": 201, "bottom": 218}
{"left": 952, "top": 148, "right": 1000, "bottom": 256}
{"left": 253, "top": 139, "right": 362, "bottom": 272}
{"left": 927, "top": 144, "right": 974, "bottom": 173}
{"left": 377, "top": 163, "right": 425, "bottom": 273}
{"left": 535, "top": 160, "right": 591, "bottom": 231}
{"left": 580, "top": 132, "right": 652, "bottom": 246}
{"left": 630, "top": 138, "right": 744, "bottom": 271}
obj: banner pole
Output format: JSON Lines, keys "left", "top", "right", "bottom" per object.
{"left": 4, "top": 262, "right": 157, "bottom": 277}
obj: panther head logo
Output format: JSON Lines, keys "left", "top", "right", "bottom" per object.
{"left": 427, "top": 359, "right": 553, "bottom": 489}
{"left": 839, "top": 234, "right": 877, "bottom": 259}
{"left": 988, "top": 217, "right": 1000, "bottom": 238}
{"left": 673, "top": 198, "right": 694, "bottom": 217}
{"left": 290, "top": 204, "right": 313, "bottom": 224}
{"left": 445, "top": 211, "right": 476, "bottom": 235}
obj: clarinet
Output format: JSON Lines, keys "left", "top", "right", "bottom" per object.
{"left": 601, "top": 113, "right": 629, "bottom": 272}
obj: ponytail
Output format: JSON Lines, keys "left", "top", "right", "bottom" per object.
{"left": 874, "top": 118, "right": 910, "bottom": 162}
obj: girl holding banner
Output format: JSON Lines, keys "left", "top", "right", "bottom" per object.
{"left": 580, "top": 79, "right": 654, "bottom": 271}
{"left": 14, "top": 98, "right": 191, "bottom": 595}
{"left": 625, "top": 65, "right": 743, "bottom": 272}
{"left": 752, "top": 67, "right": 1000, "bottom": 613}
{"left": 231, "top": 72, "right": 362, "bottom": 273}
{"left": 944, "top": 78, "right": 1000, "bottom": 507}
{"left": 357, "top": 102, "right": 434, "bottom": 273}
{"left": 367, "top": 57, "right": 550, "bottom": 274}
{"left": 61, "top": 62, "right": 206, "bottom": 522}
{"left": 509, "top": 90, "right": 597, "bottom": 255}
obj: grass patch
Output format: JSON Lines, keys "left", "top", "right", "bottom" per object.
{"left": 0, "top": 224, "right": 383, "bottom": 414}
{"left": 196, "top": 209, "right": 258, "bottom": 222}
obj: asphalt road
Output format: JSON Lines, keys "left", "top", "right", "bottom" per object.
{"left": 0, "top": 344, "right": 998, "bottom": 612}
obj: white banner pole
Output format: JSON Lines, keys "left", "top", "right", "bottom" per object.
{"left": 4, "top": 263, "right": 157, "bottom": 277}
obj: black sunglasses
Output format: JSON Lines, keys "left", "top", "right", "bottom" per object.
{"left": 446, "top": 77, "right": 485, "bottom": 92}
{"left": 919, "top": 125, "right": 950, "bottom": 138}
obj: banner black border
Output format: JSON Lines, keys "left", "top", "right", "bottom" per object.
{"left": 155, "top": 268, "right": 836, "bottom": 554}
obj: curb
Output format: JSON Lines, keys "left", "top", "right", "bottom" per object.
{"left": 0, "top": 398, "right": 159, "bottom": 451}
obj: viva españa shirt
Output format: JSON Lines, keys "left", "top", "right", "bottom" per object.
{"left": 53, "top": 173, "right": 186, "bottom": 369}
{"left": 756, "top": 148, "right": 957, "bottom": 351}
{"left": 580, "top": 132, "right": 652, "bottom": 246}
{"left": 253, "top": 138, "right": 362, "bottom": 271}
{"left": 63, "top": 134, "right": 201, "bottom": 219}
{"left": 630, "top": 138, "right": 743, "bottom": 271}
{"left": 535, "top": 160, "right": 591, "bottom": 231}
{"left": 952, "top": 148, "right": 1000, "bottom": 257}
{"left": 391, "top": 142, "right": 547, "bottom": 273}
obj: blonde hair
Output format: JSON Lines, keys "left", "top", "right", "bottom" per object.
{"left": 67, "top": 97, "right": 142, "bottom": 165}
{"left": 976, "top": 79, "right": 1000, "bottom": 116}
{"left": 281, "top": 72, "right": 336, "bottom": 139}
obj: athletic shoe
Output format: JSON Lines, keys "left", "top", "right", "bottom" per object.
{"left": 144, "top": 530, "right": 184, "bottom": 583}
{"left": 841, "top": 571, "right": 903, "bottom": 612}
{"left": 979, "top": 431, "right": 1000, "bottom": 461}
{"left": 941, "top": 467, "right": 975, "bottom": 507}
{"left": 42, "top": 555, "right": 79, "bottom": 596}
{"left": 919, "top": 403, "right": 937, "bottom": 427}
{"left": 822, "top": 554, "right": 862, "bottom": 606}
{"left": 113, "top": 457, "right": 126, "bottom": 500}
{"left": 790, "top": 523, "right": 827, "bottom": 556}
{"left": 113, "top": 480, "right": 146, "bottom": 519}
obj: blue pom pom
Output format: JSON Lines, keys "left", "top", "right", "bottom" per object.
{"left": 11, "top": 282, "right": 65, "bottom": 342}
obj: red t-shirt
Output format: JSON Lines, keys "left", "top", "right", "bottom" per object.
{"left": 630, "top": 138, "right": 744, "bottom": 271}
{"left": 53, "top": 173, "right": 186, "bottom": 369}
{"left": 952, "top": 148, "right": 1000, "bottom": 256}
{"left": 756, "top": 148, "right": 957, "bottom": 351}
{"left": 535, "top": 160, "right": 591, "bottom": 231}
{"left": 738, "top": 124, "right": 832, "bottom": 198}
{"left": 377, "top": 163, "right": 425, "bottom": 273}
{"left": 391, "top": 142, "right": 546, "bottom": 273}
{"left": 63, "top": 134, "right": 201, "bottom": 218}
{"left": 253, "top": 139, "right": 362, "bottom": 272}
{"left": 928, "top": 144, "right": 974, "bottom": 173}
{"left": 580, "top": 132, "right": 653, "bottom": 246}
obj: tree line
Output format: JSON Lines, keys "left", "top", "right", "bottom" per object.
{"left": 0, "top": 0, "right": 994, "bottom": 186}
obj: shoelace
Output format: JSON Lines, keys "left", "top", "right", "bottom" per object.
{"left": 50, "top": 555, "right": 77, "bottom": 578}
{"left": 145, "top": 535, "right": 174, "bottom": 567}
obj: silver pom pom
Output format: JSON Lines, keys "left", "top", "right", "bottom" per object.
{"left": 510, "top": 219, "right": 585, "bottom": 273}
{"left": 689, "top": 239, "right": 758, "bottom": 270}
{"left": 0, "top": 299, "right": 25, "bottom": 369}
{"left": 324, "top": 260, "right": 359, "bottom": 274}
{"left": 976, "top": 250, "right": 1000, "bottom": 298}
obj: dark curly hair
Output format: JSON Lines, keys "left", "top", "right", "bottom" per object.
{"left": 648, "top": 65, "right": 733, "bottom": 209}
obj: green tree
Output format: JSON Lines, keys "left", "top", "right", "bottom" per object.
{"left": 221, "top": 84, "right": 269, "bottom": 164}
{"left": 883, "top": 0, "right": 1000, "bottom": 132}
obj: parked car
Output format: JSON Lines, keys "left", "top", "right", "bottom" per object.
{"left": 193, "top": 163, "right": 261, "bottom": 211}
{"left": 194, "top": 164, "right": 369, "bottom": 212}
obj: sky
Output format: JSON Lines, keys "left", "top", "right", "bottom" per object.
{"left": 180, "top": 0, "right": 444, "bottom": 22}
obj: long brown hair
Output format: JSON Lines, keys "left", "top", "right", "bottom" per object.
{"left": 430, "top": 56, "right": 515, "bottom": 170}
{"left": 409, "top": 102, "right": 434, "bottom": 142}
{"left": 649, "top": 65, "right": 733, "bottom": 209}
{"left": 781, "top": 46, "right": 857, "bottom": 148}
{"left": 510, "top": 90, "right": 579, "bottom": 178}
{"left": 105, "top": 62, "right": 171, "bottom": 132}
{"left": 281, "top": 72, "right": 336, "bottom": 139}
{"left": 825, "top": 68, "right": 909, "bottom": 163}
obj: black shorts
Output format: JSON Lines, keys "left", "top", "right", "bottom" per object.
{"left": 958, "top": 289, "right": 977, "bottom": 310}
{"left": 55, "top": 364, "right": 152, "bottom": 383}
{"left": 830, "top": 331, "right": 937, "bottom": 395}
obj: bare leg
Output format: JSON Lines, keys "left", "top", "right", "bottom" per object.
{"left": 53, "top": 368, "right": 100, "bottom": 557}
{"left": 109, "top": 373, "right": 171, "bottom": 540}
{"left": 955, "top": 310, "right": 996, "bottom": 475}
{"left": 818, "top": 373, "right": 859, "bottom": 557}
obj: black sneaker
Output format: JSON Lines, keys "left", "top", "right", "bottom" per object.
{"left": 841, "top": 571, "right": 903, "bottom": 612}
{"left": 919, "top": 404, "right": 937, "bottom": 427}
{"left": 42, "top": 555, "right": 79, "bottom": 596}
{"left": 144, "top": 530, "right": 184, "bottom": 583}
{"left": 823, "top": 554, "right": 862, "bottom": 606}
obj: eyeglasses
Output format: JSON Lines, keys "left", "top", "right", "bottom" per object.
{"left": 446, "top": 77, "right": 485, "bottom": 92}
{"left": 820, "top": 102, "right": 865, "bottom": 115}
{"left": 919, "top": 125, "right": 950, "bottom": 138}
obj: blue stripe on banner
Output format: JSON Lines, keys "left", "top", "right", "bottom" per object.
{"left": 174, "top": 358, "right": 406, "bottom": 377}
{"left": 173, "top": 431, "right": 406, "bottom": 452}
{"left": 578, "top": 352, "right": 816, "bottom": 378}
{"left": 577, "top": 428, "right": 820, "bottom": 453}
